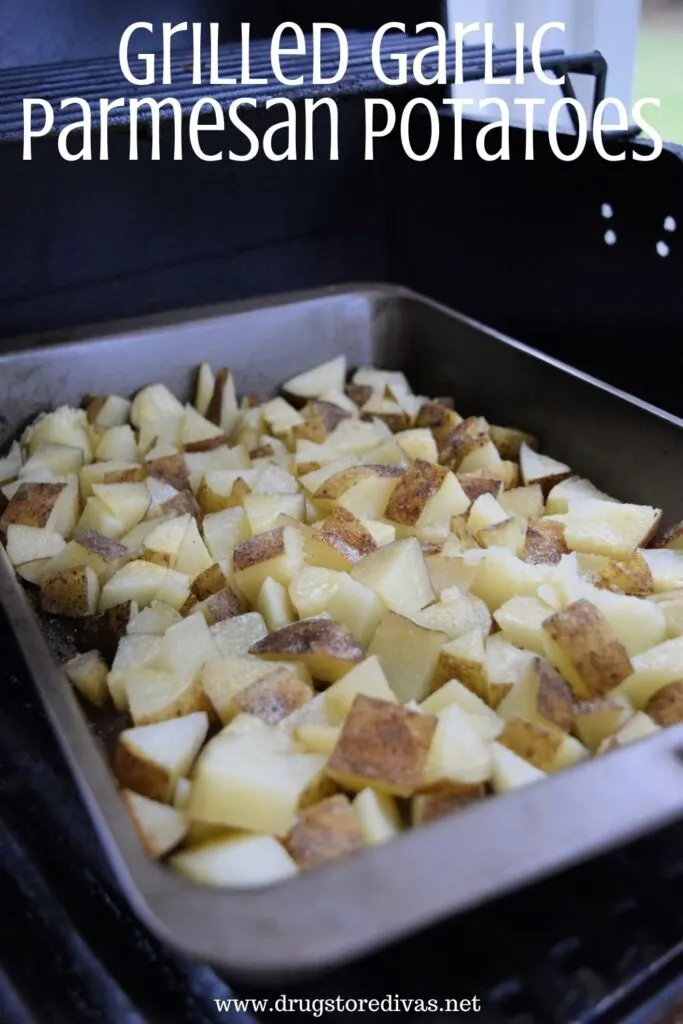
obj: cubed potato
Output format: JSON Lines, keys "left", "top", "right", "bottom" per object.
{"left": 551, "top": 500, "right": 661, "bottom": 559}
{"left": 468, "top": 549, "right": 550, "bottom": 611}
{"left": 543, "top": 599, "right": 634, "bottom": 699}
{"left": 477, "top": 517, "right": 528, "bottom": 556}
{"left": 432, "top": 629, "right": 487, "bottom": 700}
{"left": 522, "top": 519, "right": 568, "bottom": 565}
{"left": 285, "top": 794, "right": 365, "bottom": 869}
{"left": 295, "top": 723, "right": 342, "bottom": 756}
{"left": 241, "top": 494, "right": 304, "bottom": 537}
{"left": 580, "top": 552, "right": 654, "bottom": 596}
{"left": 254, "top": 576, "right": 296, "bottom": 631}
{"left": 74, "top": 495, "right": 125, "bottom": 539}
{"left": 467, "top": 492, "right": 508, "bottom": 534}
{"left": 91, "top": 482, "right": 150, "bottom": 533}
{"left": 205, "top": 368, "right": 239, "bottom": 434}
{"left": 369, "top": 612, "right": 446, "bottom": 703}
{"left": 113, "top": 712, "right": 209, "bottom": 802}
{"left": 155, "top": 612, "right": 215, "bottom": 682}
{"left": 99, "top": 560, "right": 187, "bottom": 611}
{"left": 498, "top": 714, "right": 565, "bottom": 771}
{"left": 424, "top": 554, "right": 478, "bottom": 598}
{"left": 108, "top": 634, "right": 163, "bottom": 708}
{"left": 146, "top": 451, "right": 190, "bottom": 492}
{"left": 412, "top": 784, "right": 485, "bottom": 826}
{"left": 80, "top": 461, "right": 145, "bottom": 498}
{"left": 232, "top": 669, "right": 313, "bottom": 725}
{"left": 420, "top": 679, "right": 503, "bottom": 739}
{"left": 233, "top": 525, "right": 304, "bottom": 602}
{"left": 197, "top": 471, "right": 254, "bottom": 514}
{"left": 127, "top": 600, "right": 183, "bottom": 635}
{"left": 189, "top": 563, "right": 230, "bottom": 603}
{"left": 493, "top": 596, "right": 555, "bottom": 655}
{"left": 25, "top": 406, "right": 93, "bottom": 460}
{"left": 572, "top": 698, "right": 632, "bottom": 750}
{"left": 490, "top": 425, "right": 538, "bottom": 459}
{"left": 41, "top": 565, "right": 100, "bottom": 618}
{"left": 142, "top": 515, "right": 190, "bottom": 568}
{"left": 351, "top": 537, "right": 434, "bottom": 617}
{"left": 306, "top": 508, "right": 378, "bottom": 570}
{"left": 642, "top": 549, "right": 683, "bottom": 593}
{"left": 313, "top": 465, "right": 403, "bottom": 521}
{"left": 645, "top": 682, "right": 683, "bottom": 726}
{"left": 457, "top": 473, "right": 504, "bottom": 504}
{"left": 360, "top": 397, "right": 410, "bottom": 433}
{"left": 433, "top": 416, "right": 489, "bottom": 471}
{"left": 384, "top": 461, "right": 469, "bottom": 542}
{"left": 499, "top": 485, "right": 545, "bottom": 520}
{"left": 122, "top": 790, "right": 188, "bottom": 859}
{"left": 95, "top": 425, "right": 138, "bottom": 463}
{"left": 82, "top": 600, "right": 136, "bottom": 662}
{"left": 130, "top": 383, "right": 184, "bottom": 430}
{"left": 170, "top": 833, "right": 298, "bottom": 887}
{"left": 325, "top": 655, "right": 397, "bottom": 722}
{"left": 484, "top": 635, "right": 538, "bottom": 708}
{"left": 424, "top": 704, "right": 492, "bottom": 786}
{"left": 489, "top": 742, "right": 547, "bottom": 792}
{"left": 202, "top": 506, "right": 250, "bottom": 563}
{"left": 549, "top": 734, "right": 589, "bottom": 771}
{"left": 210, "top": 612, "right": 269, "bottom": 657}
{"left": 122, "top": 668, "right": 210, "bottom": 726}
{"left": 173, "top": 517, "right": 213, "bottom": 579}
{"left": 64, "top": 649, "right": 109, "bottom": 707}
{"left": 598, "top": 711, "right": 661, "bottom": 753}
{"left": 324, "top": 572, "right": 385, "bottom": 647}
{"left": 519, "top": 443, "right": 571, "bottom": 494}
{"left": 200, "top": 656, "right": 302, "bottom": 723}
{"left": 497, "top": 656, "right": 574, "bottom": 731}
{"left": 617, "top": 636, "right": 683, "bottom": 708}
{"left": 181, "top": 404, "right": 225, "bottom": 447}
{"left": 250, "top": 619, "right": 365, "bottom": 684}
{"left": 395, "top": 429, "right": 438, "bottom": 464}
{"left": 283, "top": 356, "right": 346, "bottom": 402}
{"left": 572, "top": 584, "right": 667, "bottom": 658}
{"left": 1, "top": 481, "right": 79, "bottom": 539}
{"left": 412, "top": 592, "right": 492, "bottom": 641}
{"left": 649, "top": 593, "right": 683, "bottom": 639}
{"left": 194, "top": 363, "right": 215, "bottom": 416}
{"left": 545, "top": 476, "right": 618, "bottom": 515}
{"left": 289, "top": 566, "right": 339, "bottom": 619}
{"left": 20, "top": 442, "right": 84, "bottom": 479}
{"left": 5, "top": 525, "right": 67, "bottom": 567}
{"left": 326, "top": 695, "right": 437, "bottom": 797}
{"left": 188, "top": 737, "right": 327, "bottom": 835}
{"left": 361, "top": 519, "right": 396, "bottom": 547}
{"left": 353, "top": 788, "right": 402, "bottom": 844}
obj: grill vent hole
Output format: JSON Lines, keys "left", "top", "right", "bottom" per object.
{"left": 604, "top": 230, "right": 617, "bottom": 246}
{"left": 657, "top": 241, "right": 670, "bottom": 258}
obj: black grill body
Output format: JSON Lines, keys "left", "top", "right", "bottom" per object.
{"left": 1, "top": 3, "right": 683, "bottom": 1022}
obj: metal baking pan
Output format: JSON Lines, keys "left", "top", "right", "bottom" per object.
{"left": 2, "top": 283, "right": 683, "bottom": 982}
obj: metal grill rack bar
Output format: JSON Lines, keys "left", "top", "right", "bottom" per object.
{"left": 0, "top": 31, "right": 608, "bottom": 141}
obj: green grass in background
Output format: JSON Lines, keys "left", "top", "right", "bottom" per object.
{"left": 635, "top": 26, "right": 683, "bottom": 144}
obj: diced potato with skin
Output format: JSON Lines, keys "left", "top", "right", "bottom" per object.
{"left": 468, "top": 549, "right": 550, "bottom": 612}
{"left": 360, "top": 397, "right": 409, "bottom": 433}
{"left": 458, "top": 440, "right": 503, "bottom": 474}
{"left": 412, "top": 784, "right": 485, "bottom": 826}
{"left": 146, "top": 451, "right": 189, "bottom": 492}
{"left": 42, "top": 532, "right": 131, "bottom": 584}
{"left": 572, "top": 698, "right": 633, "bottom": 750}
{"left": 25, "top": 406, "right": 93, "bottom": 460}
{"left": 181, "top": 405, "right": 225, "bottom": 447}
{"left": 616, "top": 636, "right": 683, "bottom": 709}
{"left": 522, "top": 519, "right": 568, "bottom": 565}
{"left": 598, "top": 712, "right": 661, "bottom": 753}
{"left": 188, "top": 736, "right": 327, "bottom": 835}
{"left": 206, "top": 368, "right": 239, "bottom": 434}
{"left": 194, "top": 363, "right": 216, "bottom": 416}
{"left": 546, "top": 476, "right": 618, "bottom": 515}
{"left": 74, "top": 496, "right": 125, "bottom": 540}
{"left": 550, "top": 500, "right": 662, "bottom": 560}
{"left": 327, "top": 695, "right": 437, "bottom": 797}
{"left": 484, "top": 634, "right": 537, "bottom": 708}
{"left": 641, "top": 549, "right": 683, "bottom": 593}
{"left": 467, "top": 493, "right": 509, "bottom": 535}
{"left": 494, "top": 596, "right": 555, "bottom": 655}
{"left": 64, "top": 649, "right": 110, "bottom": 707}
{"left": 412, "top": 592, "right": 492, "bottom": 641}
{"left": 154, "top": 612, "right": 215, "bottom": 683}
{"left": 41, "top": 565, "right": 100, "bottom": 618}
{"left": 21, "top": 442, "right": 84, "bottom": 479}
{"left": 313, "top": 465, "right": 403, "bottom": 521}
{"left": 0, "top": 481, "right": 79, "bottom": 539}
{"left": 306, "top": 508, "right": 377, "bottom": 570}
{"left": 489, "top": 741, "right": 547, "bottom": 792}
{"left": 369, "top": 612, "right": 446, "bottom": 703}
{"left": 84, "top": 394, "right": 131, "bottom": 430}
{"left": 477, "top": 517, "right": 528, "bottom": 556}
{"left": 384, "top": 461, "right": 469, "bottom": 542}
{"left": 5, "top": 525, "right": 66, "bottom": 567}
{"left": 15, "top": 559, "right": 54, "bottom": 585}
{"left": 232, "top": 669, "right": 313, "bottom": 725}
{"left": 433, "top": 416, "right": 488, "bottom": 471}
{"left": 649, "top": 593, "right": 683, "bottom": 640}
{"left": 296, "top": 722, "right": 341, "bottom": 756}
{"left": 420, "top": 680, "right": 503, "bottom": 739}
{"left": 645, "top": 682, "right": 683, "bottom": 726}
{"left": 82, "top": 600, "right": 137, "bottom": 662}
{"left": 80, "top": 461, "right": 144, "bottom": 498}
{"left": 285, "top": 794, "right": 365, "bottom": 869}
{"left": 497, "top": 657, "right": 574, "bottom": 731}
{"left": 423, "top": 704, "right": 492, "bottom": 786}
{"left": 170, "top": 834, "right": 298, "bottom": 887}
{"left": 99, "top": 560, "right": 186, "bottom": 611}
{"left": 395, "top": 429, "right": 438, "bottom": 464}
{"left": 95, "top": 425, "right": 138, "bottom": 463}
{"left": 580, "top": 552, "right": 654, "bottom": 596}
{"left": 519, "top": 443, "right": 571, "bottom": 494}
{"left": 543, "top": 599, "right": 634, "bottom": 699}
{"left": 122, "top": 790, "right": 187, "bottom": 859}
{"left": 130, "top": 383, "right": 184, "bottom": 431}
{"left": 200, "top": 656, "right": 299, "bottom": 723}
{"left": 353, "top": 788, "right": 402, "bottom": 844}
{"left": 233, "top": 525, "right": 304, "bottom": 602}
{"left": 432, "top": 629, "right": 488, "bottom": 699}
{"left": 202, "top": 507, "right": 250, "bottom": 563}
{"left": 210, "top": 613, "right": 269, "bottom": 658}
{"left": 499, "top": 485, "right": 545, "bottom": 520}
{"left": 113, "top": 712, "right": 209, "bottom": 802}
{"left": 250, "top": 619, "right": 365, "bottom": 684}
{"left": 289, "top": 566, "right": 339, "bottom": 619}
{"left": 174, "top": 517, "right": 213, "bottom": 579}
{"left": 361, "top": 519, "right": 396, "bottom": 547}
{"left": 324, "top": 572, "right": 385, "bottom": 647}
{"left": 425, "top": 554, "right": 478, "bottom": 598}
{"left": 123, "top": 668, "right": 211, "bottom": 726}
{"left": 254, "top": 576, "right": 296, "bottom": 631}
{"left": 91, "top": 482, "right": 150, "bottom": 533}
{"left": 498, "top": 714, "right": 565, "bottom": 771}
{"left": 325, "top": 655, "right": 397, "bottom": 722}
{"left": 351, "top": 537, "right": 434, "bottom": 617}
{"left": 490, "top": 425, "right": 538, "bottom": 460}
{"left": 142, "top": 515, "right": 190, "bottom": 568}
{"left": 457, "top": 474, "right": 503, "bottom": 504}
{"left": 128, "top": 601, "right": 183, "bottom": 635}
{"left": 283, "top": 356, "right": 346, "bottom": 402}
{"left": 243, "top": 493, "right": 305, "bottom": 536}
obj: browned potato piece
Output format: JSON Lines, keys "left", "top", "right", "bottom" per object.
{"left": 522, "top": 518, "right": 568, "bottom": 565}
{"left": 384, "top": 460, "right": 449, "bottom": 526}
{"left": 326, "top": 695, "right": 437, "bottom": 797}
{"left": 41, "top": 566, "right": 100, "bottom": 618}
{"left": 0, "top": 482, "right": 77, "bottom": 537}
{"left": 645, "top": 681, "right": 683, "bottom": 726}
{"left": 434, "top": 417, "right": 488, "bottom": 470}
{"left": 284, "top": 794, "right": 365, "bottom": 869}
{"left": 233, "top": 668, "right": 314, "bottom": 725}
{"left": 497, "top": 657, "right": 574, "bottom": 732}
{"left": 249, "top": 619, "right": 365, "bottom": 684}
{"left": 308, "top": 508, "right": 377, "bottom": 569}
{"left": 458, "top": 474, "right": 504, "bottom": 503}
{"left": 572, "top": 698, "right": 632, "bottom": 750}
{"left": 191, "top": 563, "right": 230, "bottom": 601}
{"left": 195, "top": 587, "right": 245, "bottom": 625}
{"left": 498, "top": 714, "right": 564, "bottom": 770}
{"left": 147, "top": 453, "right": 190, "bottom": 491}
{"left": 411, "top": 784, "right": 485, "bottom": 826}
{"left": 233, "top": 525, "right": 303, "bottom": 602}
{"left": 490, "top": 425, "right": 539, "bottom": 460}
{"left": 579, "top": 553, "right": 654, "bottom": 596}
{"left": 543, "top": 599, "right": 634, "bottom": 699}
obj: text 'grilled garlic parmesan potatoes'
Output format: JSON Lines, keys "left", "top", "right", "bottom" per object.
{"left": 1, "top": 353, "right": 682, "bottom": 888}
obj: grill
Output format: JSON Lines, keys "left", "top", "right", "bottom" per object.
{"left": 2, "top": 3, "right": 683, "bottom": 1022}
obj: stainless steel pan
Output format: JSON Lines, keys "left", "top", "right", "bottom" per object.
{"left": 1, "top": 284, "right": 683, "bottom": 981}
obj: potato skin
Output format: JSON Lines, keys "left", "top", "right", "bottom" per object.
{"left": 234, "top": 528, "right": 285, "bottom": 571}
{"left": 543, "top": 599, "right": 633, "bottom": 697}
{"left": 191, "top": 563, "right": 229, "bottom": 601}
{"left": 415, "top": 403, "right": 459, "bottom": 431}
{"left": 0, "top": 482, "right": 65, "bottom": 535}
{"left": 522, "top": 519, "right": 568, "bottom": 565}
{"left": 284, "top": 794, "right": 365, "bottom": 869}
{"left": 41, "top": 566, "right": 98, "bottom": 618}
{"left": 532, "top": 658, "right": 574, "bottom": 732}
{"left": 498, "top": 715, "right": 562, "bottom": 770}
{"left": 412, "top": 783, "right": 485, "bottom": 826}
{"left": 645, "top": 681, "right": 683, "bottom": 726}
{"left": 184, "top": 435, "right": 230, "bottom": 453}
{"left": 78, "top": 532, "right": 129, "bottom": 563}
{"left": 345, "top": 384, "right": 373, "bottom": 408}
{"left": 315, "top": 507, "right": 377, "bottom": 562}
{"left": 326, "top": 695, "right": 437, "bottom": 797}
{"left": 589, "top": 554, "right": 654, "bottom": 596}
{"left": 308, "top": 400, "right": 351, "bottom": 433}
{"left": 233, "top": 669, "right": 313, "bottom": 725}
{"left": 458, "top": 475, "right": 503, "bottom": 503}
{"left": 384, "top": 460, "right": 449, "bottom": 526}
{"left": 113, "top": 741, "right": 171, "bottom": 803}
{"left": 249, "top": 619, "right": 365, "bottom": 680}
{"left": 434, "top": 418, "right": 488, "bottom": 470}
{"left": 147, "top": 454, "right": 190, "bottom": 491}
{"left": 198, "top": 587, "right": 245, "bottom": 624}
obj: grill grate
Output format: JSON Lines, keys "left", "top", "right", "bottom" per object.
{"left": 2, "top": 605, "right": 683, "bottom": 1024}
{"left": 0, "top": 31, "right": 607, "bottom": 141}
